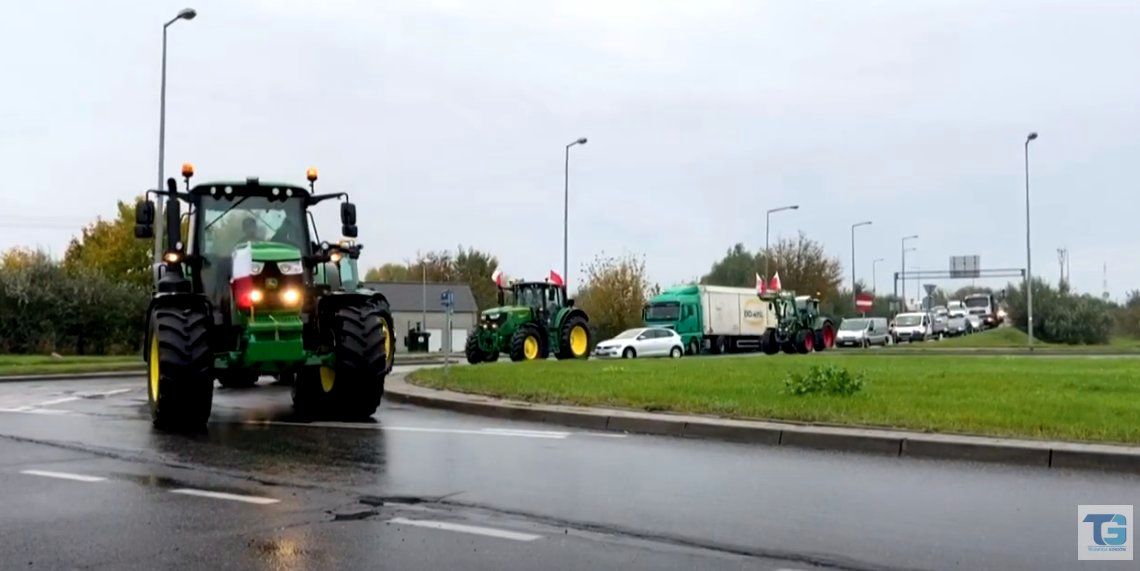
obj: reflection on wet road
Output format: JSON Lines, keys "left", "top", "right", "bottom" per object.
{"left": 0, "top": 371, "right": 1137, "bottom": 570}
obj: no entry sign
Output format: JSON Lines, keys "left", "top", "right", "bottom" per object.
{"left": 856, "top": 292, "right": 873, "bottom": 312}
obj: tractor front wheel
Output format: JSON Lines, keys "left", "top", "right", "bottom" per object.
{"left": 814, "top": 322, "right": 835, "bottom": 352}
{"left": 294, "top": 303, "right": 390, "bottom": 420}
{"left": 147, "top": 305, "right": 213, "bottom": 430}
{"left": 509, "top": 325, "right": 544, "bottom": 362}
{"left": 465, "top": 332, "right": 484, "bottom": 365}
{"left": 762, "top": 331, "right": 780, "bottom": 355}
{"left": 557, "top": 315, "right": 591, "bottom": 360}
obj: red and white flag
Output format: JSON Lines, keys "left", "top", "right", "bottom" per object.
{"left": 549, "top": 270, "right": 564, "bottom": 287}
{"left": 755, "top": 273, "right": 766, "bottom": 294}
{"left": 491, "top": 269, "right": 505, "bottom": 287}
{"left": 769, "top": 272, "right": 782, "bottom": 291}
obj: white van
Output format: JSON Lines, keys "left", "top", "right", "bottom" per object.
{"left": 891, "top": 312, "right": 932, "bottom": 343}
{"left": 836, "top": 317, "right": 891, "bottom": 348}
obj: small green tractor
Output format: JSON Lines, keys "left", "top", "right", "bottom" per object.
{"left": 465, "top": 280, "right": 591, "bottom": 363}
{"left": 759, "top": 292, "right": 836, "bottom": 354}
{"left": 135, "top": 166, "right": 395, "bottom": 429}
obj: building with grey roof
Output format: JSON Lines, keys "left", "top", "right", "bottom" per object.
{"left": 363, "top": 282, "right": 478, "bottom": 353}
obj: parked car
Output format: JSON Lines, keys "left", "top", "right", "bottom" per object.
{"left": 594, "top": 327, "right": 684, "bottom": 359}
{"left": 946, "top": 309, "right": 973, "bottom": 336}
{"left": 836, "top": 317, "right": 891, "bottom": 348}
{"left": 891, "top": 312, "right": 932, "bottom": 343}
{"left": 930, "top": 306, "right": 948, "bottom": 339}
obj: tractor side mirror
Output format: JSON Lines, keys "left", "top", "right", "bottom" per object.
{"left": 135, "top": 200, "right": 155, "bottom": 239}
{"left": 340, "top": 202, "right": 358, "bottom": 238}
{"left": 165, "top": 179, "right": 182, "bottom": 251}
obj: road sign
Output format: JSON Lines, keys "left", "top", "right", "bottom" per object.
{"left": 439, "top": 290, "right": 454, "bottom": 309}
{"left": 923, "top": 283, "right": 937, "bottom": 297}
{"left": 950, "top": 255, "right": 980, "bottom": 278}
{"left": 855, "top": 292, "right": 873, "bottom": 311}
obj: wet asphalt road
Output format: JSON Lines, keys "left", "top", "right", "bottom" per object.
{"left": 0, "top": 368, "right": 1137, "bottom": 570}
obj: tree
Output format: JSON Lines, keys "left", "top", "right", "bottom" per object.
{"left": 1005, "top": 278, "right": 1112, "bottom": 344}
{"left": 700, "top": 243, "right": 754, "bottom": 287}
{"left": 63, "top": 200, "right": 152, "bottom": 288}
{"left": 453, "top": 246, "right": 499, "bottom": 311}
{"left": 576, "top": 253, "right": 650, "bottom": 343}
{"left": 951, "top": 285, "right": 993, "bottom": 300}
{"left": 364, "top": 263, "right": 412, "bottom": 282}
{"left": 757, "top": 232, "right": 843, "bottom": 303}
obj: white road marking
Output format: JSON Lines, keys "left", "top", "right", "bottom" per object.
{"left": 479, "top": 428, "right": 571, "bottom": 438}
{"left": 21, "top": 469, "right": 106, "bottom": 482}
{"left": 34, "top": 396, "right": 80, "bottom": 407}
{"left": 579, "top": 432, "right": 628, "bottom": 438}
{"left": 388, "top": 517, "right": 542, "bottom": 542}
{"left": 81, "top": 388, "right": 132, "bottom": 398}
{"left": 0, "top": 407, "right": 70, "bottom": 415}
{"left": 170, "top": 489, "right": 280, "bottom": 505}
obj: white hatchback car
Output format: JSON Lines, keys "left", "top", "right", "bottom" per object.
{"left": 594, "top": 327, "right": 684, "bottom": 359}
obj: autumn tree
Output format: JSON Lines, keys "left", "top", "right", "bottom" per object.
{"left": 63, "top": 200, "right": 152, "bottom": 287}
{"left": 453, "top": 246, "right": 500, "bottom": 311}
{"left": 362, "top": 247, "right": 501, "bottom": 310}
{"left": 576, "top": 253, "right": 650, "bottom": 342}
{"left": 700, "top": 234, "right": 844, "bottom": 303}
{"left": 364, "top": 263, "right": 412, "bottom": 282}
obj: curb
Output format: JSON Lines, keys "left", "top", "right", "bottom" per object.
{"left": 0, "top": 369, "right": 146, "bottom": 383}
{"left": 385, "top": 376, "right": 1140, "bottom": 474}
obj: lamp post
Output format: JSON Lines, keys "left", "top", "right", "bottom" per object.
{"left": 765, "top": 205, "right": 799, "bottom": 279}
{"left": 901, "top": 235, "right": 918, "bottom": 310}
{"left": 1025, "top": 131, "right": 1038, "bottom": 348}
{"left": 563, "top": 137, "right": 587, "bottom": 291}
{"left": 420, "top": 255, "right": 433, "bottom": 333}
{"left": 154, "top": 7, "right": 197, "bottom": 263}
{"left": 851, "top": 220, "right": 872, "bottom": 304}
{"left": 872, "top": 257, "right": 884, "bottom": 295}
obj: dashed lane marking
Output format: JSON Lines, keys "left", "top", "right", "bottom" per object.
{"left": 387, "top": 517, "right": 542, "bottom": 542}
{"left": 169, "top": 489, "right": 280, "bottom": 505}
{"left": 20, "top": 469, "right": 106, "bottom": 482}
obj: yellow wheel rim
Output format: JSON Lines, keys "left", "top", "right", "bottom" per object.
{"left": 569, "top": 325, "right": 588, "bottom": 356}
{"left": 382, "top": 321, "right": 394, "bottom": 370}
{"left": 523, "top": 336, "right": 539, "bottom": 360}
{"left": 320, "top": 366, "right": 336, "bottom": 393}
{"left": 148, "top": 334, "right": 160, "bottom": 401}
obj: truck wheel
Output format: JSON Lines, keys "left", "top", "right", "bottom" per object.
{"left": 509, "top": 324, "right": 543, "bottom": 362}
{"left": 217, "top": 369, "right": 259, "bottom": 389}
{"left": 795, "top": 329, "right": 814, "bottom": 354}
{"left": 322, "top": 303, "right": 390, "bottom": 419}
{"left": 147, "top": 305, "right": 213, "bottom": 430}
{"left": 717, "top": 336, "right": 729, "bottom": 354}
{"left": 687, "top": 339, "right": 699, "bottom": 356}
{"left": 557, "top": 315, "right": 591, "bottom": 360}
{"left": 465, "top": 331, "right": 484, "bottom": 365}
{"left": 862, "top": 338, "right": 870, "bottom": 349}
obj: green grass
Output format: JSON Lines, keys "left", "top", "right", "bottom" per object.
{"left": 932, "top": 327, "right": 1039, "bottom": 347}
{"left": 0, "top": 355, "right": 142, "bottom": 376}
{"left": 411, "top": 354, "right": 1140, "bottom": 444}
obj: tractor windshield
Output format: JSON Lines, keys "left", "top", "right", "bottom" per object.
{"left": 512, "top": 285, "right": 547, "bottom": 309}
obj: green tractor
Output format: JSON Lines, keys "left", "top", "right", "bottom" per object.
{"left": 135, "top": 166, "right": 395, "bottom": 429}
{"left": 465, "top": 280, "right": 592, "bottom": 363}
{"left": 759, "top": 292, "right": 836, "bottom": 354}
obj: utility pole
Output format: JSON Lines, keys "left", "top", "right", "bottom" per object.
{"left": 563, "top": 137, "right": 587, "bottom": 291}
{"left": 154, "top": 8, "right": 197, "bottom": 263}
{"left": 1024, "top": 132, "right": 1037, "bottom": 349}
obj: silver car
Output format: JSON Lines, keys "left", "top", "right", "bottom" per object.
{"left": 946, "top": 310, "right": 973, "bottom": 336}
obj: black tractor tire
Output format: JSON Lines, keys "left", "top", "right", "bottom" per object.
{"left": 795, "top": 329, "right": 814, "bottom": 354}
{"left": 147, "top": 305, "right": 213, "bottom": 431}
{"left": 322, "top": 303, "right": 391, "bottom": 419}
{"left": 217, "top": 369, "right": 259, "bottom": 389}
{"left": 556, "top": 315, "right": 592, "bottom": 360}
{"left": 762, "top": 331, "right": 780, "bottom": 355}
{"left": 814, "top": 322, "right": 835, "bottom": 352}
{"left": 465, "top": 331, "right": 484, "bottom": 365}
{"left": 509, "top": 324, "right": 544, "bottom": 362}
{"left": 622, "top": 347, "right": 636, "bottom": 359}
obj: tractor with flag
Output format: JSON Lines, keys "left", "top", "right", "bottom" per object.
{"left": 134, "top": 165, "right": 395, "bottom": 429}
{"left": 464, "top": 269, "right": 592, "bottom": 363}
{"left": 756, "top": 272, "right": 837, "bottom": 354}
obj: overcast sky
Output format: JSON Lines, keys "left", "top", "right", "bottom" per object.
{"left": 4, "top": 1, "right": 1138, "bottom": 301}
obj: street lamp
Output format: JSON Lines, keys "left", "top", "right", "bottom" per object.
{"left": 901, "top": 235, "right": 918, "bottom": 309}
{"left": 563, "top": 137, "right": 588, "bottom": 291}
{"left": 872, "top": 257, "right": 885, "bottom": 295}
{"left": 1025, "top": 131, "right": 1038, "bottom": 348}
{"left": 154, "top": 7, "right": 198, "bottom": 263}
{"left": 765, "top": 205, "right": 799, "bottom": 279}
{"left": 850, "top": 220, "right": 872, "bottom": 304}
{"left": 421, "top": 255, "right": 434, "bottom": 334}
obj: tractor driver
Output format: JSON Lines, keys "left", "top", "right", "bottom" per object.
{"left": 240, "top": 217, "right": 263, "bottom": 244}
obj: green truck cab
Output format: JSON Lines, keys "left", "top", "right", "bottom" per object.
{"left": 644, "top": 284, "right": 777, "bottom": 355}
{"left": 643, "top": 285, "right": 704, "bottom": 355}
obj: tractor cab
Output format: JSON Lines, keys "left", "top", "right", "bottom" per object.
{"left": 507, "top": 281, "right": 567, "bottom": 323}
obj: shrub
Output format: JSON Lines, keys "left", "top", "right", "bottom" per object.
{"left": 784, "top": 365, "right": 865, "bottom": 396}
{"left": 1005, "top": 279, "right": 1112, "bottom": 344}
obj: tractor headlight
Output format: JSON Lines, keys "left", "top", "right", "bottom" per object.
{"left": 249, "top": 289, "right": 264, "bottom": 304}
{"left": 281, "top": 288, "right": 302, "bottom": 306}
{"left": 278, "top": 261, "right": 303, "bottom": 275}
{"left": 249, "top": 261, "right": 265, "bottom": 275}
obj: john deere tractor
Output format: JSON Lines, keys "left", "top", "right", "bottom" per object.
{"left": 759, "top": 292, "right": 836, "bottom": 354}
{"left": 465, "top": 280, "right": 591, "bottom": 363}
{"left": 135, "top": 165, "right": 395, "bottom": 429}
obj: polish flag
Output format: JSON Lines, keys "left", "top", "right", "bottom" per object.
{"left": 769, "top": 272, "right": 782, "bottom": 291}
{"left": 755, "top": 273, "right": 766, "bottom": 294}
{"left": 549, "top": 270, "right": 564, "bottom": 287}
{"left": 231, "top": 245, "right": 257, "bottom": 309}
{"left": 491, "top": 269, "right": 505, "bottom": 287}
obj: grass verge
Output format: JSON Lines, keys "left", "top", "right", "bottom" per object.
{"left": 0, "top": 355, "right": 142, "bottom": 377}
{"left": 410, "top": 354, "right": 1140, "bottom": 445}
{"left": 891, "top": 327, "right": 1140, "bottom": 352}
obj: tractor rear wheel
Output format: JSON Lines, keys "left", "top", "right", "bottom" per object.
{"left": 465, "top": 331, "right": 484, "bottom": 365}
{"left": 315, "top": 303, "right": 391, "bottom": 419}
{"left": 814, "top": 322, "right": 835, "bottom": 352}
{"left": 217, "top": 369, "right": 259, "bottom": 389}
{"left": 795, "top": 329, "right": 814, "bottom": 354}
{"left": 147, "top": 305, "right": 213, "bottom": 430}
{"left": 556, "top": 315, "right": 591, "bottom": 360}
{"left": 509, "top": 324, "right": 544, "bottom": 362}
